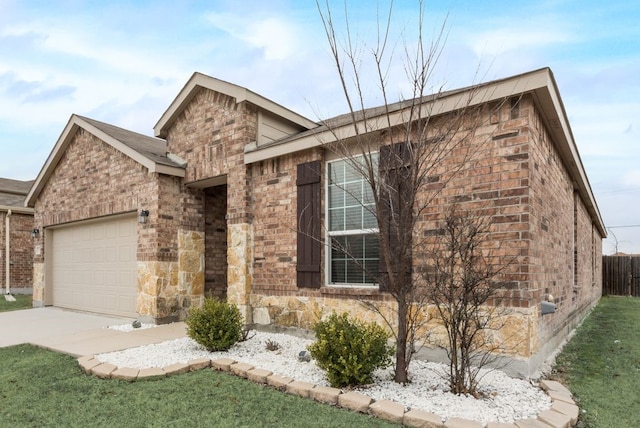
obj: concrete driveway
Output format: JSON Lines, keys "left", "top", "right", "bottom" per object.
{"left": 0, "top": 307, "right": 186, "bottom": 356}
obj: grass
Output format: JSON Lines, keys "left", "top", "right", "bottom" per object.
{"left": 0, "top": 294, "right": 32, "bottom": 312}
{"left": 0, "top": 344, "right": 396, "bottom": 428}
{"left": 552, "top": 296, "right": 640, "bottom": 428}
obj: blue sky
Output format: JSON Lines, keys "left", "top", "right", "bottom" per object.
{"left": 1, "top": 0, "right": 639, "bottom": 254}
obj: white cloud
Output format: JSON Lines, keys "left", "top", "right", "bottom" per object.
{"left": 468, "top": 26, "right": 574, "bottom": 58}
{"left": 2, "top": 21, "right": 186, "bottom": 79}
{"left": 205, "top": 12, "right": 300, "bottom": 61}
{"left": 622, "top": 170, "right": 640, "bottom": 188}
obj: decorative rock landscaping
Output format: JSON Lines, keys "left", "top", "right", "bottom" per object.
{"left": 77, "top": 355, "right": 579, "bottom": 427}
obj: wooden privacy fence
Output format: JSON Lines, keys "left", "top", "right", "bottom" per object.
{"left": 602, "top": 255, "right": 640, "bottom": 297}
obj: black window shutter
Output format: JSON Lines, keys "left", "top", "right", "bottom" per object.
{"left": 296, "top": 160, "right": 322, "bottom": 288}
{"left": 378, "top": 143, "right": 412, "bottom": 292}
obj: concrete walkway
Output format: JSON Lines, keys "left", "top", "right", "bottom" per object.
{"left": 0, "top": 307, "right": 186, "bottom": 356}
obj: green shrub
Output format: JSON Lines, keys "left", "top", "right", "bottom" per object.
{"left": 307, "top": 312, "right": 394, "bottom": 387}
{"left": 186, "top": 298, "right": 243, "bottom": 352}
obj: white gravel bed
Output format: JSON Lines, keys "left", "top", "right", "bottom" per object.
{"left": 96, "top": 330, "right": 551, "bottom": 425}
{"left": 107, "top": 323, "right": 157, "bottom": 332}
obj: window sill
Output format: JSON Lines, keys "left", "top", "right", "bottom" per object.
{"left": 320, "top": 285, "right": 383, "bottom": 298}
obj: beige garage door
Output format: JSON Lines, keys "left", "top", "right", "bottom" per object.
{"left": 51, "top": 215, "right": 137, "bottom": 318}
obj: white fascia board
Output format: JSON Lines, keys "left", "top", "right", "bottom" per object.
{"left": 0, "top": 205, "right": 33, "bottom": 214}
{"left": 153, "top": 164, "right": 186, "bottom": 177}
{"left": 533, "top": 75, "right": 606, "bottom": 236}
{"left": 25, "top": 117, "right": 79, "bottom": 207}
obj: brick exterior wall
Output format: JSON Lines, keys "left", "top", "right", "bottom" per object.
{"left": 205, "top": 185, "right": 227, "bottom": 299}
{"left": 0, "top": 211, "right": 33, "bottom": 291}
{"left": 251, "top": 152, "right": 318, "bottom": 295}
{"left": 163, "top": 88, "right": 260, "bottom": 319}
{"left": 527, "top": 101, "right": 602, "bottom": 361}
{"left": 240, "top": 94, "right": 602, "bottom": 374}
{"left": 412, "top": 100, "right": 534, "bottom": 307}
{"left": 31, "top": 75, "right": 603, "bottom": 372}
{"left": 165, "top": 89, "right": 257, "bottom": 224}
{"left": 34, "top": 130, "right": 149, "bottom": 234}
{"left": 31, "top": 128, "right": 187, "bottom": 317}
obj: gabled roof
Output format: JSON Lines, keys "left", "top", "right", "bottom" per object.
{"left": 26, "top": 115, "right": 186, "bottom": 207}
{"left": 245, "top": 68, "right": 558, "bottom": 162}
{"left": 0, "top": 178, "right": 34, "bottom": 213}
{"left": 244, "top": 67, "right": 605, "bottom": 237}
{"left": 153, "top": 72, "right": 318, "bottom": 139}
{"left": 79, "top": 116, "right": 184, "bottom": 169}
{"left": 0, "top": 177, "right": 33, "bottom": 196}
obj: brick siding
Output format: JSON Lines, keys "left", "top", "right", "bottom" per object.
{"left": 31, "top": 75, "right": 603, "bottom": 358}
{"left": 33, "top": 129, "right": 181, "bottom": 263}
{"left": 0, "top": 211, "right": 33, "bottom": 289}
{"left": 205, "top": 185, "right": 227, "bottom": 299}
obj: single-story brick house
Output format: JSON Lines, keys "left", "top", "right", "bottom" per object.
{"left": 1, "top": 178, "right": 34, "bottom": 295}
{"left": 26, "top": 67, "right": 604, "bottom": 376}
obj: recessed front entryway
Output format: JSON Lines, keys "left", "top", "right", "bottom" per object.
{"left": 49, "top": 214, "right": 137, "bottom": 317}
{"left": 205, "top": 185, "right": 228, "bottom": 299}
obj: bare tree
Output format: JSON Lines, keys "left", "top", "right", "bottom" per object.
{"left": 423, "top": 207, "right": 509, "bottom": 395}
{"left": 607, "top": 228, "right": 630, "bottom": 254}
{"left": 314, "top": 0, "right": 506, "bottom": 383}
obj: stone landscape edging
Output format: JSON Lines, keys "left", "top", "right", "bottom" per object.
{"left": 77, "top": 355, "right": 578, "bottom": 428}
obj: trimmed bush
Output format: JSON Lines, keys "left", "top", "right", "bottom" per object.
{"left": 186, "top": 298, "right": 243, "bottom": 352}
{"left": 308, "top": 312, "right": 394, "bottom": 387}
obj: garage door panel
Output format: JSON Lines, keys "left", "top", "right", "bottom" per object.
{"left": 52, "top": 215, "right": 138, "bottom": 318}
{"left": 93, "top": 247, "right": 105, "bottom": 261}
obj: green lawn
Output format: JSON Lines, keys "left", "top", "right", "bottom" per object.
{"left": 0, "top": 344, "right": 396, "bottom": 427}
{"left": 0, "top": 294, "right": 32, "bottom": 312}
{"left": 552, "top": 296, "right": 640, "bottom": 428}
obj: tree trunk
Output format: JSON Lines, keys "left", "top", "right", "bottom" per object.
{"left": 394, "top": 299, "right": 409, "bottom": 383}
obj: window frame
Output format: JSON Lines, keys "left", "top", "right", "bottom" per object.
{"left": 324, "top": 154, "right": 379, "bottom": 288}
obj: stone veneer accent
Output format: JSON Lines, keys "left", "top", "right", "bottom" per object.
{"left": 250, "top": 293, "right": 537, "bottom": 362}
{"left": 226, "top": 223, "right": 253, "bottom": 322}
{"left": 178, "top": 230, "right": 205, "bottom": 310}
{"left": 250, "top": 294, "right": 395, "bottom": 331}
{"left": 137, "top": 261, "right": 179, "bottom": 319}
{"left": 137, "top": 230, "right": 205, "bottom": 320}
{"left": 31, "top": 262, "right": 45, "bottom": 306}
{"left": 78, "top": 355, "right": 579, "bottom": 427}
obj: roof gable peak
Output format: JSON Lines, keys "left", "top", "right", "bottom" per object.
{"left": 26, "top": 115, "right": 185, "bottom": 207}
{"left": 153, "top": 72, "right": 317, "bottom": 138}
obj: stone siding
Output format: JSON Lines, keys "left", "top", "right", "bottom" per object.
{"left": 32, "top": 262, "right": 44, "bottom": 304}
{"left": 137, "top": 230, "right": 205, "bottom": 320}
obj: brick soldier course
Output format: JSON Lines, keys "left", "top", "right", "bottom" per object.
{"left": 26, "top": 67, "right": 605, "bottom": 378}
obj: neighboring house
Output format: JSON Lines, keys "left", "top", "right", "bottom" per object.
{"left": 26, "top": 67, "right": 605, "bottom": 377}
{"left": 0, "top": 178, "right": 34, "bottom": 295}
